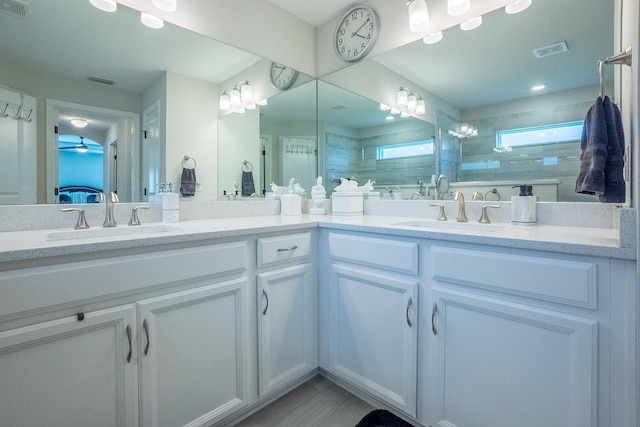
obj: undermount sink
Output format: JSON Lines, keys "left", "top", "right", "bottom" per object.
{"left": 392, "top": 220, "right": 506, "bottom": 232}
{"left": 45, "top": 223, "right": 182, "bottom": 241}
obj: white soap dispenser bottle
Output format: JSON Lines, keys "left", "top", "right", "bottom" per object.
{"left": 511, "top": 185, "right": 536, "bottom": 225}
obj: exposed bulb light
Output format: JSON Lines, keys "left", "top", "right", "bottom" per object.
{"left": 89, "top": 0, "right": 117, "bottom": 12}
{"left": 229, "top": 89, "right": 241, "bottom": 107}
{"left": 219, "top": 94, "right": 230, "bottom": 111}
{"left": 423, "top": 31, "right": 443, "bottom": 44}
{"left": 153, "top": 0, "right": 177, "bottom": 12}
{"left": 396, "top": 88, "right": 408, "bottom": 107}
{"left": 460, "top": 16, "right": 482, "bottom": 31}
{"left": 447, "top": 0, "right": 470, "bottom": 16}
{"left": 407, "top": 94, "right": 418, "bottom": 111}
{"left": 141, "top": 13, "right": 164, "bottom": 29}
{"left": 531, "top": 84, "right": 545, "bottom": 91}
{"left": 380, "top": 104, "right": 391, "bottom": 111}
{"left": 416, "top": 99, "right": 426, "bottom": 115}
{"left": 505, "top": 0, "right": 532, "bottom": 14}
{"left": 407, "top": 0, "right": 429, "bottom": 33}
{"left": 70, "top": 118, "right": 88, "bottom": 128}
{"left": 220, "top": 81, "right": 255, "bottom": 113}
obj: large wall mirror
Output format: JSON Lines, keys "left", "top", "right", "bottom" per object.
{"left": 318, "top": 0, "right": 618, "bottom": 202}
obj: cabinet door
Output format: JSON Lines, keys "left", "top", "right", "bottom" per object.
{"left": 429, "top": 288, "right": 597, "bottom": 427}
{"left": 257, "top": 263, "right": 317, "bottom": 397}
{"left": 327, "top": 264, "right": 418, "bottom": 417}
{"left": 138, "top": 279, "right": 249, "bottom": 427}
{"left": 0, "top": 305, "right": 138, "bottom": 427}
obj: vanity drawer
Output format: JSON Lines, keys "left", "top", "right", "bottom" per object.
{"left": 329, "top": 233, "right": 418, "bottom": 275}
{"left": 431, "top": 245, "right": 598, "bottom": 309}
{"left": 257, "top": 232, "right": 311, "bottom": 268}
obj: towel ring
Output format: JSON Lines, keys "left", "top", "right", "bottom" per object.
{"left": 242, "top": 160, "right": 253, "bottom": 172}
{"left": 485, "top": 188, "right": 501, "bottom": 201}
{"left": 182, "top": 156, "right": 196, "bottom": 169}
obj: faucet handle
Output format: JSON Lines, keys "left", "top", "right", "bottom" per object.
{"left": 128, "top": 206, "right": 150, "bottom": 226}
{"left": 429, "top": 204, "right": 447, "bottom": 221}
{"left": 60, "top": 208, "right": 90, "bottom": 229}
{"left": 479, "top": 204, "right": 501, "bottom": 223}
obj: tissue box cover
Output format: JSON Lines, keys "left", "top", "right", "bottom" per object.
{"left": 331, "top": 192, "right": 363, "bottom": 216}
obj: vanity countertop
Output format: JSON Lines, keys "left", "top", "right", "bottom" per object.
{"left": 0, "top": 214, "right": 634, "bottom": 264}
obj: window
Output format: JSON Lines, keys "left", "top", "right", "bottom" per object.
{"left": 497, "top": 121, "right": 583, "bottom": 149}
{"left": 377, "top": 140, "right": 434, "bottom": 160}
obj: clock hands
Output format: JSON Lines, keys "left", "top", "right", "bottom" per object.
{"left": 351, "top": 17, "right": 370, "bottom": 38}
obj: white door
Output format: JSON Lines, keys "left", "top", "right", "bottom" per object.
{"left": 142, "top": 101, "right": 162, "bottom": 201}
{"left": 0, "top": 87, "right": 36, "bottom": 204}
{"left": 327, "top": 264, "right": 418, "bottom": 417}
{"left": 429, "top": 288, "right": 597, "bottom": 427}
{"left": 0, "top": 305, "right": 138, "bottom": 427}
{"left": 137, "top": 279, "right": 249, "bottom": 427}
{"left": 257, "top": 264, "right": 317, "bottom": 397}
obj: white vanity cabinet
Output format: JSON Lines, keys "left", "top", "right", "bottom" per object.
{"left": 320, "top": 231, "right": 420, "bottom": 417}
{"left": 256, "top": 232, "right": 318, "bottom": 398}
{"left": 0, "top": 304, "right": 138, "bottom": 427}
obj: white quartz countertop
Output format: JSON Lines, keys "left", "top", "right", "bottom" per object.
{"left": 0, "top": 214, "right": 634, "bottom": 264}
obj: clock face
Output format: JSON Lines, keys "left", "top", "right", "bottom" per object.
{"left": 334, "top": 6, "right": 379, "bottom": 63}
{"left": 270, "top": 63, "right": 299, "bottom": 90}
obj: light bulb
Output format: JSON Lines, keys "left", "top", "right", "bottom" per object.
{"left": 141, "top": 13, "right": 164, "bottom": 29}
{"left": 380, "top": 104, "right": 391, "bottom": 111}
{"left": 505, "top": 0, "right": 531, "bottom": 14}
{"left": 460, "top": 16, "right": 482, "bottom": 31}
{"left": 89, "top": 0, "right": 117, "bottom": 12}
{"left": 447, "top": 0, "right": 470, "bottom": 16}
{"left": 397, "top": 89, "right": 408, "bottom": 107}
{"left": 408, "top": 0, "right": 429, "bottom": 33}
{"left": 240, "top": 83, "right": 253, "bottom": 103}
{"left": 407, "top": 95, "right": 418, "bottom": 110}
{"left": 153, "top": 0, "right": 177, "bottom": 12}
{"left": 70, "top": 118, "right": 88, "bottom": 128}
{"left": 230, "top": 89, "right": 241, "bottom": 107}
{"left": 219, "top": 94, "right": 230, "bottom": 111}
{"left": 416, "top": 100, "right": 426, "bottom": 114}
{"left": 423, "top": 31, "right": 443, "bottom": 44}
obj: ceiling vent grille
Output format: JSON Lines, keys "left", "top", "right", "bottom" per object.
{"left": 88, "top": 75, "right": 116, "bottom": 86}
{"left": 532, "top": 41, "right": 569, "bottom": 59}
{"left": 0, "top": 0, "right": 31, "bottom": 18}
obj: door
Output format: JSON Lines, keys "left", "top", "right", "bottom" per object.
{"left": 137, "top": 279, "right": 249, "bottom": 427}
{"left": 142, "top": 101, "right": 162, "bottom": 201}
{"left": 327, "top": 264, "right": 418, "bottom": 417}
{"left": 257, "top": 263, "right": 317, "bottom": 397}
{"left": 429, "top": 288, "right": 597, "bottom": 427}
{"left": 0, "top": 305, "right": 138, "bottom": 427}
{"left": 281, "top": 136, "right": 316, "bottom": 194}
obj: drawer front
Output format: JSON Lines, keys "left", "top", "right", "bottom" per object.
{"left": 257, "top": 232, "right": 311, "bottom": 268}
{"left": 431, "top": 246, "right": 598, "bottom": 309}
{"left": 0, "top": 241, "right": 247, "bottom": 318}
{"left": 329, "top": 233, "right": 418, "bottom": 275}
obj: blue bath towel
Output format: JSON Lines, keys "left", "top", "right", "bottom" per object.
{"left": 575, "top": 96, "right": 626, "bottom": 203}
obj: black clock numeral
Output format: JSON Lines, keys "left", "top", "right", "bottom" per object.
{"left": 352, "top": 11, "right": 358, "bottom": 19}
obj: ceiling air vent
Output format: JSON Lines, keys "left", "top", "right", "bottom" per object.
{"left": 532, "top": 41, "right": 569, "bottom": 59}
{"left": 88, "top": 75, "right": 116, "bottom": 86}
{"left": 0, "top": 0, "right": 31, "bottom": 18}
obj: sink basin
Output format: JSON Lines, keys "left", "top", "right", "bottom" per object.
{"left": 392, "top": 220, "right": 506, "bottom": 232}
{"left": 45, "top": 224, "right": 182, "bottom": 241}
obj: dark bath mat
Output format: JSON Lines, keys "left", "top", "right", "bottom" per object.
{"left": 355, "top": 409, "right": 415, "bottom": 427}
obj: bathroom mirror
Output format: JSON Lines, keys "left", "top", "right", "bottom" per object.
{"left": 0, "top": 0, "right": 261, "bottom": 204}
{"left": 318, "top": 0, "right": 617, "bottom": 202}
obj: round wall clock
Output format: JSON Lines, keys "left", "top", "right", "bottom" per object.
{"left": 270, "top": 62, "right": 299, "bottom": 90}
{"left": 333, "top": 6, "right": 379, "bottom": 63}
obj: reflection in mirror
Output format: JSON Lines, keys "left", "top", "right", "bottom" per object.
{"left": 0, "top": 0, "right": 260, "bottom": 204}
{"left": 318, "top": 81, "right": 436, "bottom": 199}
{"left": 324, "top": 0, "right": 616, "bottom": 202}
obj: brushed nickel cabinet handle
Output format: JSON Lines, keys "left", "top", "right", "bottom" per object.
{"left": 406, "top": 297, "right": 413, "bottom": 327}
{"left": 431, "top": 303, "right": 438, "bottom": 336}
{"left": 125, "top": 324, "right": 132, "bottom": 363}
{"left": 277, "top": 245, "right": 298, "bottom": 252}
{"left": 143, "top": 319, "right": 150, "bottom": 356}
{"left": 262, "top": 289, "right": 269, "bottom": 315}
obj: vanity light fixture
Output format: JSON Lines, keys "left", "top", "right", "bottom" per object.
{"left": 140, "top": 12, "right": 164, "bottom": 29}
{"left": 407, "top": 0, "right": 429, "bottom": 33}
{"left": 395, "top": 87, "right": 426, "bottom": 116}
{"left": 447, "top": 0, "right": 470, "bottom": 16}
{"left": 505, "top": 0, "right": 532, "bottom": 14}
{"left": 449, "top": 122, "right": 478, "bottom": 143}
{"left": 220, "top": 81, "right": 255, "bottom": 113}
{"left": 153, "top": 0, "right": 177, "bottom": 12}
{"left": 423, "top": 31, "right": 443, "bottom": 44}
{"left": 396, "top": 88, "right": 408, "bottom": 107}
{"left": 89, "top": 0, "right": 117, "bottom": 12}
{"left": 460, "top": 16, "right": 482, "bottom": 31}
{"left": 70, "top": 118, "right": 88, "bottom": 128}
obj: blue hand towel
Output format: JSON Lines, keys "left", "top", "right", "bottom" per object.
{"left": 599, "top": 96, "right": 625, "bottom": 203}
{"left": 242, "top": 171, "right": 255, "bottom": 196}
{"left": 575, "top": 97, "right": 607, "bottom": 196}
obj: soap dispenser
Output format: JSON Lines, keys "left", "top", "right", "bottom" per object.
{"left": 511, "top": 185, "right": 536, "bottom": 225}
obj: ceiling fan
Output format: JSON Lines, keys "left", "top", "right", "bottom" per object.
{"left": 59, "top": 136, "right": 89, "bottom": 153}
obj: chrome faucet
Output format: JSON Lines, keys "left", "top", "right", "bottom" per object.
{"left": 99, "top": 191, "right": 119, "bottom": 227}
{"left": 454, "top": 191, "right": 468, "bottom": 222}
